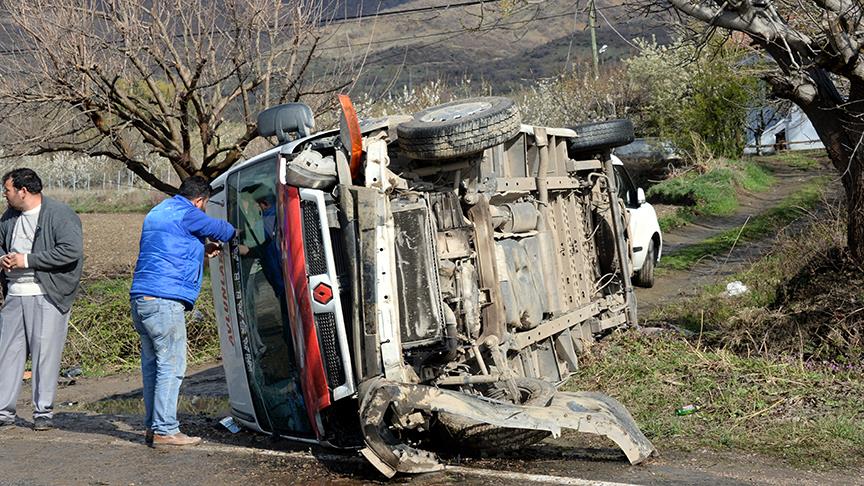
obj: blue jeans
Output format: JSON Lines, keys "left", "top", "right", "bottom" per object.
{"left": 131, "top": 297, "right": 187, "bottom": 436}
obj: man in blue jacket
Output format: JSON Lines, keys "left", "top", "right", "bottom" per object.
{"left": 131, "top": 176, "right": 235, "bottom": 447}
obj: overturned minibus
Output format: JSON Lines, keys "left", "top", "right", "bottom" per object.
{"left": 207, "top": 96, "right": 655, "bottom": 477}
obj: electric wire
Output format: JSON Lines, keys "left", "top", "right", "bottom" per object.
{"left": 595, "top": 7, "right": 641, "bottom": 50}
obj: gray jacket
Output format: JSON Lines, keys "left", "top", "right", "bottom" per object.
{"left": 0, "top": 196, "right": 83, "bottom": 313}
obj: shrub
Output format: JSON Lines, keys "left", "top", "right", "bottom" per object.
{"left": 625, "top": 38, "right": 757, "bottom": 160}
{"left": 648, "top": 158, "right": 773, "bottom": 232}
{"left": 63, "top": 276, "right": 220, "bottom": 374}
{"left": 516, "top": 63, "right": 641, "bottom": 127}
{"left": 354, "top": 78, "right": 486, "bottom": 120}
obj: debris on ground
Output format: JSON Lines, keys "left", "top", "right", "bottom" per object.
{"left": 675, "top": 404, "right": 699, "bottom": 416}
{"left": 61, "top": 366, "right": 83, "bottom": 379}
{"left": 724, "top": 281, "right": 749, "bottom": 297}
{"left": 219, "top": 416, "right": 241, "bottom": 433}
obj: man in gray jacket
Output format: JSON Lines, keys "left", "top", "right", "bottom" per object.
{"left": 0, "top": 168, "right": 83, "bottom": 431}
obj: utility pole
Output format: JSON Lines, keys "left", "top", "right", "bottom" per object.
{"left": 589, "top": 0, "right": 599, "bottom": 79}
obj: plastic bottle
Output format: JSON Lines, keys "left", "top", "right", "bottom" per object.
{"left": 675, "top": 404, "right": 698, "bottom": 416}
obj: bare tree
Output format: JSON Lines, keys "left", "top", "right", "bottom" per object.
{"left": 644, "top": 0, "right": 864, "bottom": 262}
{"left": 0, "top": 0, "right": 354, "bottom": 193}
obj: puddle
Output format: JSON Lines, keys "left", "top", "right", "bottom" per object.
{"left": 78, "top": 395, "right": 230, "bottom": 417}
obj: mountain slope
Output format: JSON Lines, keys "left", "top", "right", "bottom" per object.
{"left": 322, "top": 0, "right": 671, "bottom": 92}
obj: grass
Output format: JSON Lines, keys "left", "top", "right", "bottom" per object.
{"left": 567, "top": 187, "right": 863, "bottom": 468}
{"left": 610, "top": 200, "right": 864, "bottom": 467}
{"left": 756, "top": 150, "right": 828, "bottom": 171}
{"left": 739, "top": 159, "right": 775, "bottom": 191}
{"left": 649, "top": 195, "right": 862, "bottom": 360}
{"left": 656, "top": 212, "right": 692, "bottom": 232}
{"left": 650, "top": 159, "right": 774, "bottom": 232}
{"left": 660, "top": 176, "right": 830, "bottom": 270}
{"left": 564, "top": 331, "right": 864, "bottom": 468}
{"left": 63, "top": 275, "right": 220, "bottom": 375}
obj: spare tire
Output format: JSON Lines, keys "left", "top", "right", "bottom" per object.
{"left": 435, "top": 377, "right": 555, "bottom": 453}
{"left": 593, "top": 208, "right": 619, "bottom": 278}
{"left": 396, "top": 97, "right": 521, "bottom": 160}
{"left": 567, "top": 119, "right": 635, "bottom": 158}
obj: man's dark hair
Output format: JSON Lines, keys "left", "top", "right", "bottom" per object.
{"left": 178, "top": 176, "right": 212, "bottom": 200}
{"left": 2, "top": 168, "right": 42, "bottom": 194}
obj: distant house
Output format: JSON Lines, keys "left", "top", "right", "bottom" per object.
{"left": 744, "top": 105, "right": 824, "bottom": 155}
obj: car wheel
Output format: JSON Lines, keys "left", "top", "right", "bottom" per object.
{"left": 396, "top": 97, "right": 521, "bottom": 160}
{"left": 567, "top": 119, "right": 635, "bottom": 159}
{"left": 435, "top": 377, "right": 555, "bottom": 452}
{"left": 634, "top": 240, "right": 656, "bottom": 288}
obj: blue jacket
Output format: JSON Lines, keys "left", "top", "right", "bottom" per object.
{"left": 131, "top": 195, "right": 235, "bottom": 309}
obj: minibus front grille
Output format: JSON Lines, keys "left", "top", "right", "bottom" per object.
{"left": 301, "top": 200, "right": 327, "bottom": 275}
{"left": 314, "top": 312, "right": 345, "bottom": 389}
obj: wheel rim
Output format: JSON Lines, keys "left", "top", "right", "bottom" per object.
{"left": 419, "top": 101, "right": 492, "bottom": 123}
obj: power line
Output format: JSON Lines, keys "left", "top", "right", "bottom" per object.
{"left": 0, "top": 1, "right": 627, "bottom": 58}
{"left": 596, "top": 7, "right": 640, "bottom": 50}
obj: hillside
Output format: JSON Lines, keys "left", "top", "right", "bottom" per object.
{"left": 323, "top": 0, "right": 671, "bottom": 93}
{"left": 0, "top": 0, "right": 670, "bottom": 96}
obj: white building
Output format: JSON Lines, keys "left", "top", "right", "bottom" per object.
{"left": 744, "top": 105, "right": 824, "bottom": 155}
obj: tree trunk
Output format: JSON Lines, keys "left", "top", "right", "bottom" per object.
{"left": 848, "top": 167, "right": 864, "bottom": 263}
{"left": 796, "top": 82, "right": 864, "bottom": 263}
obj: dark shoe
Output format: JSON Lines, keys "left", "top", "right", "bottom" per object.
{"left": 0, "top": 419, "right": 14, "bottom": 428}
{"left": 152, "top": 432, "right": 202, "bottom": 447}
{"left": 145, "top": 429, "right": 154, "bottom": 447}
{"left": 33, "top": 417, "right": 53, "bottom": 431}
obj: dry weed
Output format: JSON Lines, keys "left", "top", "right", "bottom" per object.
{"left": 658, "top": 196, "right": 863, "bottom": 362}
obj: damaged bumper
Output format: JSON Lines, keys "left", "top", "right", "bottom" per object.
{"left": 358, "top": 379, "right": 656, "bottom": 477}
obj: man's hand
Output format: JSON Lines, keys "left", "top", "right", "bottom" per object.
{"left": 238, "top": 244, "right": 250, "bottom": 256}
{"left": 204, "top": 242, "right": 223, "bottom": 258}
{"left": 1, "top": 252, "right": 25, "bottom": 271}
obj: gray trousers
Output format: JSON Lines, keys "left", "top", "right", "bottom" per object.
{"left": 0, "top": 295, "right": 70, "bottom": 422}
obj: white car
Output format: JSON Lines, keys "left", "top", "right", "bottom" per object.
{"left": 614, "top": 137, "right": 682, "bottom": 166}
{"left": 565, "top": 121, "right": 663, "bottom": 289}
{"left": 611, "top": 154, "right": 662, "bottom": 287}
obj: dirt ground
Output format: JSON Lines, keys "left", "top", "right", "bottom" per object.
{"left": 80, "top": 213, "right": 145, "bottom": 277}
{"left": 634, "top": 158, "right": 838, "bottom": 316}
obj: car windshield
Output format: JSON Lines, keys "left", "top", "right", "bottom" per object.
{"left": 226, "top": 156, "right": 313, "bottom": 438}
